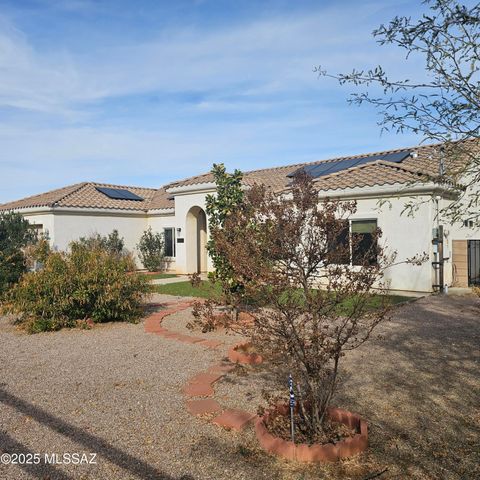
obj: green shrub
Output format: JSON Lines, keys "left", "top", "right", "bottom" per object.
{"left": 0, "top": 212, "right": 37, "bottom": 294}
{"left": 137, "top": 227, "right": 165, "bottom": 272}
{"left": 73, "top": 230, "right": 126, "bottom": 258}
{"left": 24, "top": 237, "right": 51, "bottom": 270}
{"left": 2, "top": 244, "right": 151, "bottom": 333}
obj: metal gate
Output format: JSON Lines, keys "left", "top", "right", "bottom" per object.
{"left": 468, "top": 240, "right": 480, "bottom": 286}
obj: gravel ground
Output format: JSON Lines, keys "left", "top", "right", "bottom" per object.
{"left": 214, "top": 295, "right": 480, "bottom": 480}
{"left": 0, "top": 294, "right": 479, "bottom": 480}
{"left": 162, "top": 306, "right": 246, "bottom": 345}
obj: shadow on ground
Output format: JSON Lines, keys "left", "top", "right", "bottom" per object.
{"left": 0, "top": 387, "right": 193, "bottom": 480}
{"left": 334, "top": 296, "right": 479, "bottom": 479}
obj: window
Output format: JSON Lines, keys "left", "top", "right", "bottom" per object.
{"left": 164, "top": 228, "right": 176, "bottom": 257}
{"left": 327, "top": 220, "right": 350, "bottom": 265}
{"left": 351, "top": 220, "right": 378, "bottom": 266}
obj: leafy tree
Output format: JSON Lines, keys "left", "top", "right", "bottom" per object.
{"left": 197, "top": 173, "right": 393, "bottom": 438}
{"left": 188, "top": 164, "right": 245, "bottom": 329}
{"left": 205, "top": 163, "right": 244, "bottom": 302}
{"left": 137, "top": 227, "right": 165, "bottom": 272}
{"left": 0, "top": 212, "right": 37, "bottom": 294}
{"left": 319, "top": 0, "right": 480, "bottom": 223}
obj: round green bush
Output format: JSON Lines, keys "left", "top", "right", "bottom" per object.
{"left": 2, "top": 244, "right": 151, "bottom": 333}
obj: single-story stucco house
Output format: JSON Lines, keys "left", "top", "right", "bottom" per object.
{"left": 1, "top": 140, "right": 479, "bottom": 294}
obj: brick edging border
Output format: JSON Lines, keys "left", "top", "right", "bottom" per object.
{"left": 144, "top": 300, "right": 255, "bottom": 431}
{"left": 255, "top": 405, "right": 368, "bottom": 463}
{"left": 144, "top": 301, "right": 223, "bottom": 348}
{"left": 144, "top": 301, "right": 369, "bottom": 457}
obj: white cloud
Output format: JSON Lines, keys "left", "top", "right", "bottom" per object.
{"left": 0, "top": 17, "right": 81, "bottom": 115}
{"left": 0, "top": 1, "right": 425, "bottom": 202}
{"left": 0, "top": 3, "right": 423, "bottom": 115}
{"left": 0, "top": 109, "right": 421, "bottom": 203}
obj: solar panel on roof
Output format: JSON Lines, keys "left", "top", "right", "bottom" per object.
{"left": 288, "top": 150, "right": 411, "bottom": 179}
{"left": 95, "top": 187, "right": 144, "bottom": 201}
{"left": 354, "top": 150, "right": 411, "bottom": 165}
{"left": 117, "top": 189, "right": 144, "bottom": 201}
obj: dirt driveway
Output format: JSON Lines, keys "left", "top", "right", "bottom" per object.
{"left": 0, "top": 294, "right": 478, "bottom": 479}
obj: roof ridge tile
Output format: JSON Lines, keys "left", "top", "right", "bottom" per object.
{"left": 88, "top": 181, "right": 158, "bottom": 191}
{"left": 52, "top": 182, "right": 89, "bottom": 206}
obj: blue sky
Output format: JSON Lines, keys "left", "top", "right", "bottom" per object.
{"left": 0, "top": 0, "right": 440, "bottom": 202}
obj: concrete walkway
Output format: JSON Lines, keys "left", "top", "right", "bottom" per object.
{"left": 150, "top": 275, "right": 188, "bottom": 285}
{"left": 150, "top": 274, "right": 208, "bottom": 285}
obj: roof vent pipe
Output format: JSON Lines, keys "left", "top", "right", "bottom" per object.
{"left": 439, "top": 146, "right": 446, "bottom": 176}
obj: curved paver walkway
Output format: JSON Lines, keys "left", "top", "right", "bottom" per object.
{"left": 144, "top": 300, "right": 255, "bottom": 431}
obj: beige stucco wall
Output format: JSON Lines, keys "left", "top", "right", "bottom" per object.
{"left": 437, "top": 197, "right": 480, "bottom": 287}
{"left": 171, "top": 190, "right": 214, "bottom": 274}
{"left": 147, "top": 212, "right": 177, "bottom": 271}
{"left": 23, "top": 210, "right": 148, "bottom": 264}
{"left": 24, "top": 209, "right": 185, "bottom": 270}
{"left": 18, "top": 183, "right": 479, "bottom": 292}
{"left": 167, "top": 187, "right": 438, "bottom": 292}
{"left": 52, "top": 212, "right": 147, "bottom": 256}
{"left": 20, "top": 212, "right": 56, "bottom": 243}
{"left": 350, "top": 194, "right": 434, "bottom": 293}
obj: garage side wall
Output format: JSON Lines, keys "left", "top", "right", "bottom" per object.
{"left": 21, "top": 212, "right": 56, "bottom": 244}
{"left": 51, "top": 212, "right": 148, "bottom": 264}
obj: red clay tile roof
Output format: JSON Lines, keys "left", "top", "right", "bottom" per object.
{"left": 311, "top": 160, "right": 430, "bottom": 192}
{"left": 166, "top": 172, "right": 215, "bottom": 188}
{"left": 0, "top": 183, "right": 88, "bottom": 211}
{"left": 165, "top": 140, "right": 475, "bottom": 192}
{"left": 148, "top": 187, "right": 174, "bottom": 210}
{"left": 1, "top": 139, "right": 475, "bottom": 212}
{"left": 0, "top": 182, "right": 171, "bottom": 212}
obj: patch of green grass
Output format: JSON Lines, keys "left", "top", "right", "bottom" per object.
{"left": 337, "top": 293, "right": 413, "bottom": 315}
{"left": 141, "top": 273, "right": 178, "bottom": 280}
{"left": 152, "top": 280, "right": 222, "bottom": 298}
{"left": 152, "top": 280, "right": 415, "bottom": 309}
{"left": 276, "top": 288, "right": 414, "bottom": 314}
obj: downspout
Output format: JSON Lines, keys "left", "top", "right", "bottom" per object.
{"left": 432, "top": 146, "right": 446, "bottom": 293}
{"left": 432, "top": 196, "right": 444, "bottom": 293}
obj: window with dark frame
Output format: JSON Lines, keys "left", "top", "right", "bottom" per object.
{"left": 164, "top": 228, "right": 176, "bottom": 257}
{"left": 351, "top": 220, "right": 378, "bottom": 266}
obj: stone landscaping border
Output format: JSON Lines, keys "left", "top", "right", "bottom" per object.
{"left": 228, "top": 342, "right": 263, "bottom": 365}
{"left": 255, "top": 404, "right": 368, "bottom": 463}
{"left": 144, "top": 301, "right": 256, "bottom": 431}
{"left": 144, "top": 301, "right": 368, "bottom": 459}
{"left": 144, "top": 301, "right": 223, "bottom": 349}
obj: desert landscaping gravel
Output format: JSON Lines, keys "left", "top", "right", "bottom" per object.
{"left": 162, "top": 305, "right": 247, "bottom": 345}
{"left": 1, "top": 293, "right": 479, "bottom": 479}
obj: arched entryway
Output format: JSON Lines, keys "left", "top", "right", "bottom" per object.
{"left": 186, "top": 206, "right": 207, "bottom": 273}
